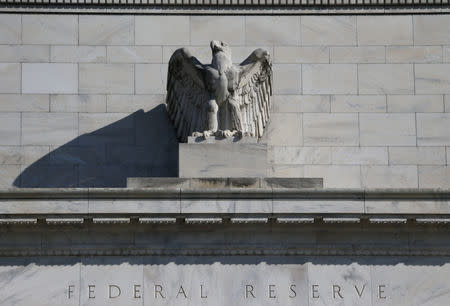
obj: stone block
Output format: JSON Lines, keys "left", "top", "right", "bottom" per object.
{"left": 0, "top": 63, "right": 20, "bottom": 93}
{"left": 417, "top": 113, "right": 450, "bottom": 146}
{"left": 415, "top": 64, "right": 450, "bottom": 94}
{"left": 50, "top": 94, "right": 106, "bottom": 113}
{"left": 181, "top": 199, "right": 272, "bottom": 214}
{"left": 267, "top": 113, "right": 302, "bottom": 146}
{"left": 303, "top": 113, "right": 359, "bottom": 146}
{"left": 22, "top": 63, "right": 78, "bottom": 94}
{"left": 331, "top": 95, "right": 386, "bottom": 113}
{"left": 304, "top": 165, "right": 361, "bottom": 188}
{"left": 365, "top": 200, "right": 450, "bottom": 214}
{"left": 0, "top": 146, "right": 22, "bottom": 165}
{"left": 78, "top": 113, "right": 134, "bottom": 145}
{"left": 414, "top": 15, "right": 450, "bottom": 45}
{"left": 0, "top": 113, "right": 20, "bottom": 145}
{"left": 389, "top": 147, "right": 446, "bottom": 165}
{"left": 272, "top": 64, "right": 301, "bottom": 94}
{"left": 387, "top": 95, "right": 444, "bottom": 112}
{"left": 107, "top": 46, "right": 162, "bottom": 63}
{"left": 135, "top": 64, "right": 167, "bottom": 94}
{"left": 106, "top": 95, "right": 164, "bottom": 113}
{"left": 0, "top": 14, "right": 20, "bottom": 44}
{"left": 163, "top": 45, "right": 211, "bottom": 64}
{"left": 191, "top": 178, "right": 261, "bottom": 188}
{"left": 22, "top": 15, "right": 77, "bottom": 44}
{"left": 263, "top": 177, "right": 322, "bottom": 188}
{"left": 22, "top": 146, "right": 50, "bottom": 165}
{"left": 361, "top": 165, "right": 418, "bottom": 188}
{"left": 446, "top": 95, "right": 450, "bottom": 112}
{"left": 330, "top": 46, "right": 385, "bottom": 63}
{"left": 301, "top": 16, "right": 356, "bottom": 46}
{"left": 22, "top": 113, "right": 78, "bottom": 145}
{"left": 0, "top": 200, "right": 88, "bottom": 214}
{"left": 89, "top": 199, "right": 180, "bottom": 214}
{"left": 268, "top": 164, "right": 305, "bottom": 178}
{"left": 50, "top": 46, "right": 106, "bottom": 63}
{"left": 360, "top": 113, "right": 416, "bottom": 146}
{"left": 0, "top": 45, "right": 49, "bottom": 62}
{"left": 246, "top": 16, "right": 300, "bottom": 45}
{"left": 302, "top": 64, "right": 357, "bottom": 94}
{"left": 269, "top": 146, "right": 331, "bottom": 164}
{"left": 229, "top": 46, "right": 274, "bottom": 64}
{"left": 127, "top": 177, "right": 189, "bottom": 189}
{"left": 332, "top": 147, "right": 388, "bottom": 165}
{"left": 419, "top": 166, "right": 449, "bottom": 188}
{"left": 387, "top": 46, "right": 442, "bottom": 63}
{"left": 79, "top": 64, "right": 134, "bottom": 94}
{"left": 447, "top": 147, "right": 450, "bottom": 164}
{"left": 79, "top": 15, "right": 133, "bottom": 45}
{"left": 179, "top": 143, "right": 267, "bottom": 178}
{"left": 0, "top": 94, "right": 49, "bottom": 112}
{"left": 357, "top": 15, "right": 413, "bottom": 45}
{"left": 274, "top": 47, "right": 329, "bottom": 64}
{"left": 49, "top": 145, "right": 104, "bottom": 165}
{"left": 273, "top": 95, "right": 330, "bottom": 113}
{"left": 20, "top": 165, "right": 78, "bottom": 187}
{"left": 273, "top": 200, "right": 363, "bottom": 214}
{"left": 0, "top": 165, "right": 20, "bottom": 188}
{"left": 358, "top": 64, "right": 414, "bottom": 94}
{"left": 191, "top": 16, "right": 245, "bottom": 45}
{"left": 445, "top": 46, "right": 450, "bottom": 63}
{"left": 136, "top": 16, "right": 190, "bottom": 45}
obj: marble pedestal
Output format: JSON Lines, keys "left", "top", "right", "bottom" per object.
{"left": 179, "top": 136, "right": 267, "bottom": 178}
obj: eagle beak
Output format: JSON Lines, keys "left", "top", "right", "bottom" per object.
{"left": 210, "top": 40, "right": 221, "bottom": 52}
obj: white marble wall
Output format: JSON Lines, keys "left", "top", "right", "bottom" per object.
{"left": 0, "top": 257, "right": 449, "bottom": 305}
{"left": 0, "top": 14, "right": 449, "bottom": 188}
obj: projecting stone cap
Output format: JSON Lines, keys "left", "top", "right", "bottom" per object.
{"left": 187, "top": 136, "right": 258, "bottom": 144}
{"left": 127, "top": 177, "right": 323, "bottom": 189}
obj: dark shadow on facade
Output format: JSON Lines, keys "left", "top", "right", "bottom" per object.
{"left": 14, "top": 105, "right": 179, "bottom": 188}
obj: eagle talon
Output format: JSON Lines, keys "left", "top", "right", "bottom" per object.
{"left": 203, "top": 130, "right": 214, "bottom": 139}
{"left": 223, "top": 130, "right": 234, "bottom": 138}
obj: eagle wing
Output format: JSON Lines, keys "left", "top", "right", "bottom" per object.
{"left": 237, "top": 48, "right": 272, "bottom": 138}
{"left": 166, "top": 48, "right": 209, "bottom": 142}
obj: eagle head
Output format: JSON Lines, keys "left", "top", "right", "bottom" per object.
{"left": 210, "top": 40, "right": 232, "bottom": 57}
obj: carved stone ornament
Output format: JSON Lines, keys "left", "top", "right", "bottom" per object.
{"left": 166, "top": 41, "right": 272, "bottom": 142}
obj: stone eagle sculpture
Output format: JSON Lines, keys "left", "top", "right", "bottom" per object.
{"left": 166, "top": 40, "right": 272, "bottom": 142}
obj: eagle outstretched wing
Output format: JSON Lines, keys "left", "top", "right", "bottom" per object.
{"left": 237, "top": 48, "right": 272, "bottom": 138}
{"left": 166, "top": 48, "right": 209, "bottom": 142}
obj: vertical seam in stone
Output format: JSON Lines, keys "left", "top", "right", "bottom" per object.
{"left": 357, "top": 112, "right": 360, "bottom": 147}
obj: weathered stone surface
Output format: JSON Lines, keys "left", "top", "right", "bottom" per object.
{"left": 301, "top": 16, "right": 356, "bottom": 46}
{"left": 303, "top": 114, "right": 359, "bottom": 146}
{"left": 0, "top": 14, "right": 20, "bottom": 44}
{"left": 302, "top": 64, "right": 357, "bottom": 94}
{"left": 358, "top": 64, "right": 414, "bottom": 94}
{"left": 22, "top": 15, "right": 77, "bottom": 44}
{"left": 50, "top": 46, "right": 106, "bottom": 63}
{"left": 332, "top": 147, "right": 388, "bottom": 165}
{"left": 417, "top": 113, "right": 450, "bottom": 146}
{"left": 330, "top": 95, "right": 386, "bottom": 113}
{"left": 127, "top": 177, "right": 190, "bottom": 189}
{"left": 273, "top": 95, "right": 330, "bottom": 113}
{"left": 330, "top": 46, "right": 385, "bottom": 63}
{"left": 191, "top": 16, "right": 245, "bottom": 45}
{"left": 0, "top": 94, "right": 49, "bottom": 112}
{"left": 269, "top": 146, "right": 331, "bottom": 165}
{"left": 107, "top": 46, "right": 162, "bottom": 63}
{"left": 359, "top": 114, "right": 416, "bottom": 146}
{"left": 0, "top": 63, "right": 20, "bottom": 93}
{"left": 274, "top": 47, "right": 329, "bottom": 64}
{"left": 79, "top": 16, "right": 134, "bottom": 45}
{"left": 414, "top": 15, "right": 450, "bottom": 45}
{"left": 246, "top": 16, "right": 301, "bottom": 45}
{"left": 386, "top": 46, "right": 442, "bottom": 63}
{"left": 106, "top": 95, "right": 164, "bottom": 113}
{"left": 50, "top": 95, "right": 106, "bottom": 113}
{"left": 263, "top": 177, "right": 322, "bottom": 189}
{"left": 135, "top": 64, "right": 167, "bottom": 94}
{"left": 267, "top": 113, "right": 302, "bottom": 146}
{"left": 0, "top": 112, "right": 20, "bottom": 145}
{"left": 22, "top": 113, "right": 78, "bottom": 145}
{"left": 361, "top": 165, "right": 418, "bottom": 188}
{"left": 22, "top": 63, "right": 78, "bottom": 94}
{"left": 387, "top": 95, "right": 444, "bottom": 112}
{"left": 389, "top": 147, "right": 446, "bottom": 165}
{"left": 273, "top": 64, "right": 301, "bottom": 94}
{"left": 304, "top": 165, "right": 361, "bottom": 188}
{"left": 446, "top": 95, "right": 450, "bottom": 112}
{"left": 357, "top": 15, "right": 413, "bottom": 45}
{"left": 418, "top": 166, "right": 450, "bottom": 188}
{"left": 79, "top": 64, "right": 134, "bottom": 94}
{"left": 0, "top": 45, "right": 49, "bottom": 62}
{"left": 179, "top": 143, "right": 267, "bottom": 178}
{"left": 0, "top": 165, "right": 20, "bottom": 188}
{"left": 136, "top": 16, "right": 190, "bottom": 45}
{"left": 415, "top": 64, "right": 450, "bottom": 94}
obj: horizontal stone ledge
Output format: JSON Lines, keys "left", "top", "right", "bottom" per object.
{"left": 0, "top": 187, "right": 448, "bottom": 200}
